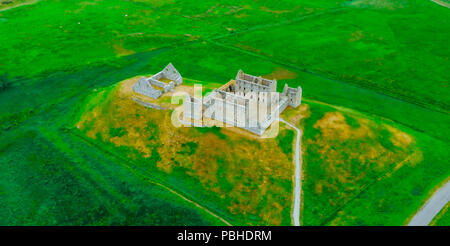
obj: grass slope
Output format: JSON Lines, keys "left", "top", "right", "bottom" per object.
{"left": 74, "top": 79, "right": 294, "bottom": 225}
{"left": 282, "top": 100, "right": 449, "bottom": 225}
{"left": 0, "top": 129, "right": 224, "bottom": 225}
{"left": 74, "top": 76, "right": 449, "bottom": 225}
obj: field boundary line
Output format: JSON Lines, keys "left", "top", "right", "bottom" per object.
{"left": 68, "top": 128, "right": 233, "bottom": 226}
{"left": 205, "top": 40, "right": 449, "bottom": 142}
{"left": 207, "top": 40, "right": 448, "bottom": 115}
{"left": 148, "top": 180, "right": 232, "bottom": 226}
{"left": 208, "top": 8, "right": 349, "bottom": 41}
{"left": 319, "top": 151, "right": 421, "bottom": 225}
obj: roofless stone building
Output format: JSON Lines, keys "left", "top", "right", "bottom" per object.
{"left": 184, "top": 70, "right": 302, "bottom": 135}
{"left": 132, "top": 64, "right": 302, "bottom": 136}
{"left": 133, "top": 63, "right": 182, "bottom": 99}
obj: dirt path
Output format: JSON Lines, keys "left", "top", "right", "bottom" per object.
{"left": 408, "top": 180, "right": 450, "bottom": 226}
{"left": 280, "top": 118, "right": 302, "bottom": 226}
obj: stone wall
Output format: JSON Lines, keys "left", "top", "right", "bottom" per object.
{"left": 132, "top": 63, "right": 182, "bottom": 99}
{"left": 132, "top": 77, "right": 162, "bottom": 99}
{"left": 184, "top": 94, "right": 203, "bottom": 120}
{"left": 282, "top": 84, "right": 302, "bottom": 108}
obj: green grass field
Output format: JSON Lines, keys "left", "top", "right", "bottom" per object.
{"left": 430, "top": 203, "right": 450, "bottom": 226}
{"left": 0, "top": 128, "right": 226, "bottom": 225}
{"left": 293, "top": 101, "right": 449, "bottom": 225}
{"left": 0, "top": 0, "right": 448, "bottom": 225}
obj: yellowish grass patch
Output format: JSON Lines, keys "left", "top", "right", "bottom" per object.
{"left": 263, "top": 67, "right": 298, "bottom": 81}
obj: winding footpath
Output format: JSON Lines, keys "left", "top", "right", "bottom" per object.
{"left": 280, "top": 118, "right": 303, "bottom": 226}
{"left": 408, "top": 180, "right": 450, "bottom": 226}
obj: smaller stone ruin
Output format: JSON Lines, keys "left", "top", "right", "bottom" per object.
{"left": 133, "top": 63, "right": 183, "bottom": 99}
{"left": 282, "top": 84, "right": 302, "bottom": 108}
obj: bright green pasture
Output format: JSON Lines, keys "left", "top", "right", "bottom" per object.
{"left": 0, "top": 128, "right": 225, "bottom": 225}
{"left": 0, "top": 0, "right": 448, "bottom": 225}
{"left": 299, "top": 101, "right": 450, "bottom": 226}
{"left": 218, "top": 0, "right": 450, "bottom": 112}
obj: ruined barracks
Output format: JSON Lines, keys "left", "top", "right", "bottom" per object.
{"left": 133, "top": 63, "right": 183, "bottom": 99}
{"left": 133, "top": 64, "right": 302, "bottom": 136}
{"left": 185, "top": 69, "right": 302, "bottom": 135}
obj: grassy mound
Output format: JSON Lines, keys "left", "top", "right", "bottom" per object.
{"left": 75, "top": 78, "right": 294, "bottom": 225}
{"left": 74, "top": 76, "right": 444, "bottom": 225}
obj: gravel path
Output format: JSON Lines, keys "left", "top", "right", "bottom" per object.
{"left": 280, "top": 118, "right": 302, "bottom": 226}
{"left": 408, "top": 180, "right": 450, "bottom": 226}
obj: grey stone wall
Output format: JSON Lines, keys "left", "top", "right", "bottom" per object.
{"left": 184, "top": 94, "right": 203, "bottom": 120}
{"left": 282, "top": 84, "right": 302, "bottom": 108}
{"left": 132, "top": 77, "right": 162, "bottom": 99}
{"left": 132, "top": 63, "right": 182, "bottom": 99}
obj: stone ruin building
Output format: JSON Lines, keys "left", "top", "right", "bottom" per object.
{"left": 131, "top": 63, "right": 302, "bottom": 136}
{"left": 184, "top": 70, "right": 302, "bottom": 135}
{"left": 133, "top": 63, "right": 182, "bottom": 99}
